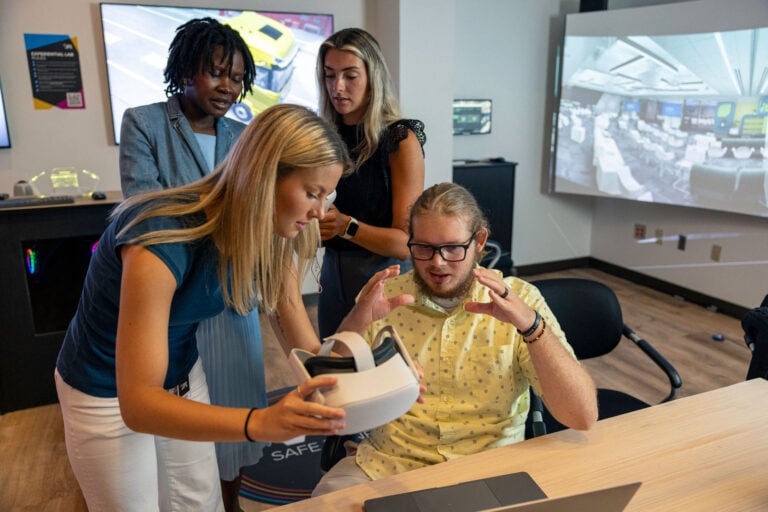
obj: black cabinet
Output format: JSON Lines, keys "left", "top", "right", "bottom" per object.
{"left": 453, "top": 161, "right": 516, "bottom": 275}
{"left": 0, "top": 195, "right": 118, "bottom": 413}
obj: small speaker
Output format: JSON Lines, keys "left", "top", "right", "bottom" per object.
{"left": 580, "top": 0, "right": 608, "bottom": 12}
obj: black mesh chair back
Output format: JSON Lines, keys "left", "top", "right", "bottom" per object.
{"left": 526, "top": 277, "right": 682, "bottom": 437}
{"left": 743, "top": 294, "right": 768, "bottom": 380}
{"left": 533, "top": 278, "right": 623, "bottom": 360}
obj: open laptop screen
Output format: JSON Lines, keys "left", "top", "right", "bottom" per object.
{"left": 364, "top": 472, "right": 640, "bottom": 512}
{"left": 364, "top": 472, "right": 545, "bottom": 512}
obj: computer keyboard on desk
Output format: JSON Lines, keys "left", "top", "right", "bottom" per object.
{"left": 0, "top": 195, "right": 76, "bottom": 209}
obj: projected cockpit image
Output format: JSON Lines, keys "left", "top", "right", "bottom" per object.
{"left": 552, "top": 1, "right": 768, "bottom": 219}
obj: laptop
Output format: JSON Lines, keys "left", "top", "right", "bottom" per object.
{"left": 363, "top": 472, "right": 640, "bottom": 512}
{"left": 364, "top": 472, "right": 546, "bottom": 512}
{"left": 481, "top": 482, "right": 642, "bottom": 512}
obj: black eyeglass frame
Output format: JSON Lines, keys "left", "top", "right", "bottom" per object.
{"left": 407, "top": 233, "right": 476, "bottom": 262}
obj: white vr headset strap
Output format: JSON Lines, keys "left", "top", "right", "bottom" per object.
{"left": 372, "top": 325, "right": 419, "bottom": 379}
{"left": 320, "top": 332, "right": 376, "bottom": 371}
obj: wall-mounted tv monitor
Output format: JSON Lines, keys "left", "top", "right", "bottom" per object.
{"left": 0, "top": 78, "right": 10, "bottom": 149}
{"left": 550, "top": 0, "right": 768, "bottom": 218}
{"left": 453, "top": 99, "right": 492, "bottom": 135}
{"left": 99, "top": 3, "right": 334, "bottom": 144}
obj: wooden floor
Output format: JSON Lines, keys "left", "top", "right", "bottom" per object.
{"left": 0, "top": 268, "right": 753, "bottom": 512}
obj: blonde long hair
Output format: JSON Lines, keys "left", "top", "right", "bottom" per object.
{"left": 113, "top": 104, "right": 351, "bottom": 314}
{"left": 317, "top": 28, "right": 402, "bottom": 169}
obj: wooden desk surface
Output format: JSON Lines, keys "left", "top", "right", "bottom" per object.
{"left": 280, "top": 379, "right": 768, "bottom": 511}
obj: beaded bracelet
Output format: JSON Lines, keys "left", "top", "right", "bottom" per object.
{"left": 244, "top": 407, "right": 258, "bottom": 442}
{"left": 517, "top": 310, "right": 541, "bottom": 338}
{"left": 523, "top": 318, "right": 547, "bottom": 344}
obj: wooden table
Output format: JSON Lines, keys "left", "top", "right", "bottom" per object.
{"left": 279, "top": 379, "right": 768, "bottom": 511}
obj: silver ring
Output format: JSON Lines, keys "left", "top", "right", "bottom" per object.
{"left": 500, "top": 287, "right": 510, "bottom": 299}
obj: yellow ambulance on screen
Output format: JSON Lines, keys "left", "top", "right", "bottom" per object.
{"left": 224, "top": 11, "right": 298, "bottom": 121}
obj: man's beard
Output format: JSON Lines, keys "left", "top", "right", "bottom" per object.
{"left": 413, "top": 262, "right": 476, "bottom": 300}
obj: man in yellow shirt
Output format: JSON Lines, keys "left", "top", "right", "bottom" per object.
{"left": 313, "top": 182, "right": 597, "bottom": 495}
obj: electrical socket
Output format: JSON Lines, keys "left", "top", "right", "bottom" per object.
{"left": 655, "top": 228, "right": 663, "bottom": 244}
{"left": 677, "top": 234, "right": 687, "bottom": 251}
{"left": 711, "top": 244, "right": 722, "bottom": 261}
{"left": 634, "top": 224, "right": 646, "bottom": 239}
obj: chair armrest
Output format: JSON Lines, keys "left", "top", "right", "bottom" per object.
{"left": 529, "top": 389, "right": 547, "bottom": 437}
{"left": 622, "top": 324, "right": 683, "bottom": 402}
{"left": 484, "top": 240, "right": 502, "bottom": 270}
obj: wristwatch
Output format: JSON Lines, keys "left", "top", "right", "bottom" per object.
{"left": 341, "top": 216, "right": 359, "bottom": 239}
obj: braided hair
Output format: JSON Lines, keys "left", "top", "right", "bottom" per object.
{"left": 164, "top": 17, "right": 255, "bottom": 100}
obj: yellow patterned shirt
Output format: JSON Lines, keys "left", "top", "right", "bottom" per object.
{"left": 355, "top": 270, "right": 574, "bottom": 480}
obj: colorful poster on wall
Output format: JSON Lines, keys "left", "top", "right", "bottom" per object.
{"left": 24, "top": 33, "right": 85, "bottom": 110}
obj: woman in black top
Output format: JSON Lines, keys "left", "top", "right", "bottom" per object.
{"left": 316, "top": 28, "right": 426, "bottom": 338}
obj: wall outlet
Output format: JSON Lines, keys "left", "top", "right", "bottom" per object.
{"left": 634, "top": 224, "right": 646, "bottom": 239}
{"left": 677, "top": 234, "right": 687, "bottom": 251}
{"left": 711, "top": 244, "right": 722, "bottom": 261}
{"left": 655, "top": 228, "right": 663, "bottom": 244}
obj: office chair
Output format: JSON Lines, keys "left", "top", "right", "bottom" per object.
{"left": 742, "top": 294, "right": 768, "bottom": 380}
{"left": 526, "top": 278, "right": 682, "bottom": 437}
{"left": 482, "top": 240, "right": 503, "bottom": 270}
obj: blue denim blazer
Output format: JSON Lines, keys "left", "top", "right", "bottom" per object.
{"left": 118, "top": 95, "right": 246, "bottom": 197}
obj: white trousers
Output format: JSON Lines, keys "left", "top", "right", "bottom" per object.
{"left": 55, "top": 359, "right": 224, "bottom": 512}
{"left": 312, "top": 455, "right": 372, "bottom": 497}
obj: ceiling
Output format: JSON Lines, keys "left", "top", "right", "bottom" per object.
{"left": 562, "top": 28, "right": 768, "bottom": 99}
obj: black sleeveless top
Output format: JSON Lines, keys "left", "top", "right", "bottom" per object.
{"left": 325, "top": 119, "right": 426, "bottom": 253}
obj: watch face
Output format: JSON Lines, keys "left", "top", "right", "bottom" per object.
{"left": 346, "top": 219, "right": 359, "bottom": 237}
{"left": 343, "top": 218, "right": 359, "bottom": 239}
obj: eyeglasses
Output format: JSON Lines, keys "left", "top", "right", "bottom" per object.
{"left": 407, "top": 234, "right": 475, "bottom": 262}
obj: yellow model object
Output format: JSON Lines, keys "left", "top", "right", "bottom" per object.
{"left": 224, "top": 12, "right": 298, "bottom": 121}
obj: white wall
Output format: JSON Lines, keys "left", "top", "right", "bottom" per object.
{"left": 396, "top": 0, "right": 455, "bottom": 187}
{"left": 366, "top": 0, "right": 455, "bottom": 187}
{"left": 592, "top": 198, "right": 768, "bottom": 308}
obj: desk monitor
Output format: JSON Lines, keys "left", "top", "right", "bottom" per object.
{"left": 453, "top": 99, "right": 492, "bottom": 135}
{"left": 0, "top": 77, "right": 10, "bottom": 148}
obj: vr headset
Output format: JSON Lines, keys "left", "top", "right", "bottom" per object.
{"left": 323, "top": 189, "right": 337, "bottom": 213}
{"left": 288, "top": 326, "right": 420, "bottom": 435}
